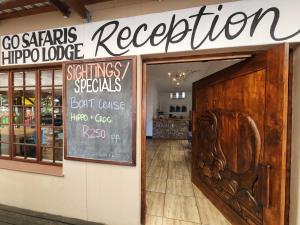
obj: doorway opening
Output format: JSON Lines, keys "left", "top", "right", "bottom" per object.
{"left": 142, "top": 54, "right": 249, "bottom": 225}
{"left": 141, "top": 45, "right": 291, "bottom": 225}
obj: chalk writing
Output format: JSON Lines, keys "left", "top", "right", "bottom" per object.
{"left": 65, "top": 58, "right": 135, "bottom": 165}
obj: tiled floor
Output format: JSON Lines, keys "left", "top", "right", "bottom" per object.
{"left": 146, "top": 139, "right": 232, "bottom": 225}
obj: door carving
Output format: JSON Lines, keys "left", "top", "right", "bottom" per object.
{"left": 196, "top": 110, "right": 262, "bottom": 224}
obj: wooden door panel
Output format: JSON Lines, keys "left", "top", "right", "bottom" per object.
{"left": 192, "top": 45, "right": 289, "bottom": 225}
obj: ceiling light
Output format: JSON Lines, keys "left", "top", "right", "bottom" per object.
{"left": 167, "top": 70, "right": 198, "bottom": 87}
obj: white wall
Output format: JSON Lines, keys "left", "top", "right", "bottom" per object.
{"left": 146, "top": 74, "right": 159, "bottom": 136}
{"left": 159, "top": 91, "right": 192, "bottom": 119}
{"left": 290, "top": 46, "right": 300, "bottom": 225}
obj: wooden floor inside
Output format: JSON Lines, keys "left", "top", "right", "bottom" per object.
{"left": 146, "top": 139, "right": 232, "bottom": 225}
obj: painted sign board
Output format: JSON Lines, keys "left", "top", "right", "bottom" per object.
{"left": 64, "top": 56, "right": 136, "bottom": 165}
{"left": 1, "top": 0, "right": 300, "bottom": 66}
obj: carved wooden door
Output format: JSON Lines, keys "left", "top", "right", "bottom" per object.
{"left": 192, "top": 45, "right": 289, "bottom": 225}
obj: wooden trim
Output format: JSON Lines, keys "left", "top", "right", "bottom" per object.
{"left": 0, "top": 159, "right": 63, "bottom": 177}
{"left": 142, "top": 52, "right": 253, "bottom": 65}
{"left": 141, "top": 62, "right": 147, "bottom": 225}
{"left": 0, "top": 0, "right": 47, "bottom": 10}
{"left": 0, "top": 5, "right": 56, "bottom": 21}
{"left": 36, "top": 69, "right": 41, "bottom": 162}
{"left": 0, "top": 65, "right": 63, "bottom": 167}
{"left": 49, "top": 0, "right": 70, "bottom": 17}
{"left": 63, "top": 56, "right": 137, "bottom": 166}
{"left": 9, "top": 71, "right": 13, "bottom": 160}
{"left": 64, "top": 0, "right": 89, "bottom": 19}
{"left": 0, "top": 63, "right": 62, "bottom": 71}
{"left": 284, "top": 49, "right": 293, "bottom": 225}
{"left": 263, "top": 44, "right": 289, "bottom": 225}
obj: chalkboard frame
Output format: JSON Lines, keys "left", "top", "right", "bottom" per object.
{"left": 63, "top": 56, "right": 137, "bottom": 166}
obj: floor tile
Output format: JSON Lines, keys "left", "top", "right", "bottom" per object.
{"left": 146, "top": 215, "right": 163, "bottom": 225}
{"left": 166, "top": 179, "right": 194, "bottom": 196}
{"left": 146, "top": 140, "right": 232, "bottom": 225}
{"left": 168, "top": 162, "right": 190, "bottom": 180}
{"left": 146, "top": 191, "right": 165, "bottom": 217}
{"left": 195, "top": 197, "right": 231, "bottom": 225}
{"left": 162, "top": 218, "right": 200, "bottom": 225}
{"left": 148, "top": 165, "right": 168, "bottom": 179}
{"left": 169, "top": 150, "right": 185, "bottom": 162}
{"left": 151, "top": 159, "right": 169, "bottom": 168}
{"left": 155, "top": 150, "right": 170, "bottom": 161}
{"left": 192, "top": 184, "right": 206, "bottom": 199}
{"left": 164, "top": 194, "right": 200, "bottom": 223}
{"left": 147, "top": 177, "right": 167, "bottom": 193}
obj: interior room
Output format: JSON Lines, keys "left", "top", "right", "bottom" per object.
{"left": 145, "top": 58, "right": 245, "bottom": 225}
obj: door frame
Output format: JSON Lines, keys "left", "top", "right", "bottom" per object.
{"left": 139, "top": 50, "right": 287, "bottom": 225}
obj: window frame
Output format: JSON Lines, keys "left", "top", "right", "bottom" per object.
{"left": 0, "top": 65, "right": 63, "bottom": 166}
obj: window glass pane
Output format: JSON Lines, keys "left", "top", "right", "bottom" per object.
{"left": 24, "top": 107, "right": 36, "bottom": 126}
{"left": 25, "top": 71, "right": 36, "bottom": 86}
{"left": 13, "top": 89, "right": 23, "bottom": 105}
{"left": 24, "top": 88, "right": 36, "bottom": 105}
{"left": 42, "top": 147, "right": 53, "bottom": 162}
{"left": 0, "top": 73, "right": 8, "bottom": 86}
{"left": 26, "top": 145, "right": 36, "bottom": 159}
{"left": 14, "top": 144, "right": 36, "bottom": 159}
{"left": 14, "top": 144, "right": 25, "bottom": 157}
{"left": 41, "top": 71, "right": 52, "bottom": 86}
{"left": 0, "top": 143, "right": 9, "bottom": 156}
{"left": 13, "top": 126, "right": 24, "bottom": 143}
{"left": 0, "top": 110, "right": 9, "bottom": 124}
{"left": 54, "top": 148, "right": 63, "bottom": 162}
{"left": 41, "top": 87, "right": 53, "bottom": 107}
{"left": 14, "top": 72, "right": 23, "bottom": 86}
{"left": 41, "top": 108, "right": 53, "bottom": 125}
{"left": 13, "top": 107, "right": 24, "bottom": 124}
{"left": 41, "top": 127, "right": 53, "bottom": 146}
{"left": 0, "top": 88, "right": 8, "bottom": 107}
{"left": 54, "top": 88, "right": 62, "bottom": 107}
{"left": 54, "top": 108, "right": 63, "bottom": 126}
{"left": 0, "top": 89, "right": 9, "bottom": 123}
{"left": 25, "top": 126, "right": 36, "bottom": 145}
{"left": 0, "top": 126, "right": 9, "bottom": 142}
{"left": 54, "top": 70, "right": 62, "bottom": 85}
{"left": 54, "top": 127, "right": 63, "bottom": 148}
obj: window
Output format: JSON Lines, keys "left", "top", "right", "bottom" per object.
{"left": 0, "top": 68, "right": 63, "bottom": 165}
{"left": 169, "top": 91, "right": 186, "bottom": 99}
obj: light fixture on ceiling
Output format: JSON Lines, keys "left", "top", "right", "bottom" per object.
{"left": 167, "top": 70, "right": 198, "bottom": 86}
{"left": 167, "top": 71, "right": 187, "bottom": 86}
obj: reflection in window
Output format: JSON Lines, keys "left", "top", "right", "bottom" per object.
{"left": 40, "top": 69, "right": 63, "bottom": 163}
{"left": 0, "top": 74, "right": 9, "bottom": 157}
{"left": 0, "top": 69, "right": 63, "bottom": 164}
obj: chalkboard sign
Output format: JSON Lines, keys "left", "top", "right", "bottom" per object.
{"left": 63, "top": 56, "right": 136, "bottom": 166}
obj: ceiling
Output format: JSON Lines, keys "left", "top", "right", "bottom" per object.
{"left": 147, "top": 58, "right": 244, "bottom": 93}
{"left": 0, "top": 0, "right": 239, "bottom": 21}
{"left": 0, "top": 0, "right": 110, "bottom": 21}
